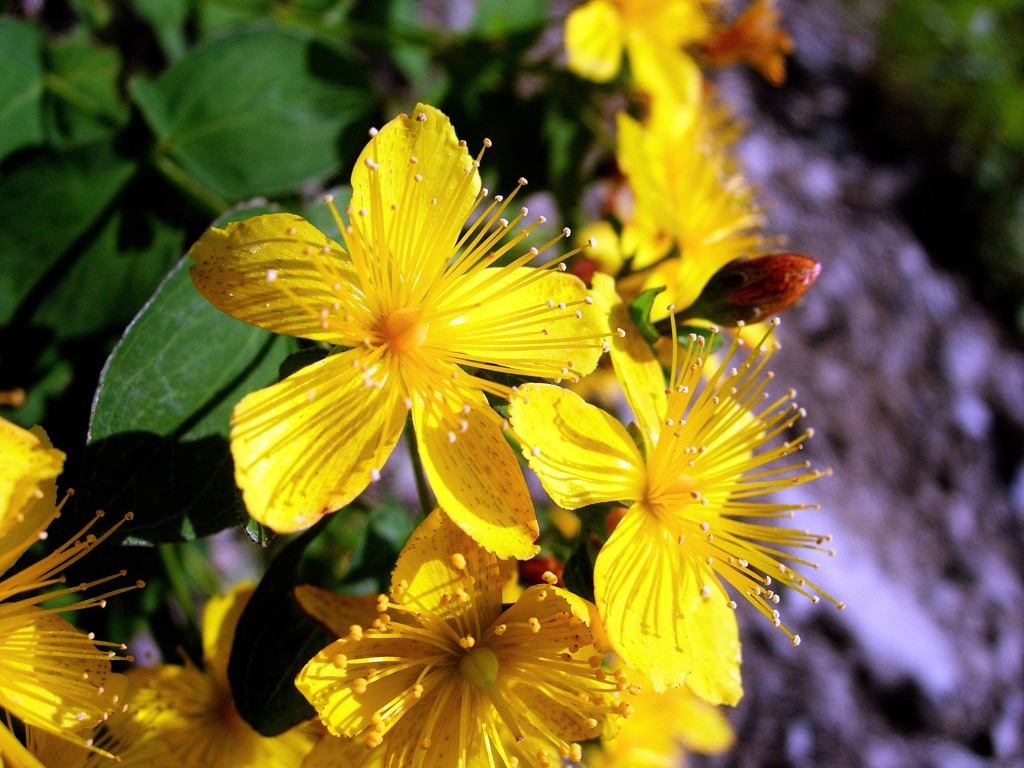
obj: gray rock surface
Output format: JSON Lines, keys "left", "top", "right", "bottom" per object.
{"left": 698, "top": 2, "right": 1024, "bottom": 766}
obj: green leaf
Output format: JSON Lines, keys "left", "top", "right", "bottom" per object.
{"left": 626, "top": 286, "right": 665, "bottom": 345}
{"left": 129, "top": 27, "right": 371, "bottom": 205}
{"left": 0, "top": 140, "right": 136, "bottom": 325}
{"left": 129, "top": 0, "right": 190, "bottom": 62}
{"left": 82, "top": 233, "right": 298, "bottom": 543}
{"left": 30, "top": 207, "right": 183, "bottom": 339}
{"left": 0, "top": 17, "right": 45, "bottom": 161}
{"left": 228, "top": 521, "right": 335, "bottom": 736}
{"left": 43, "top": 39, "right": 128, "bottom": 148}
{"left": 472, "top": 0, "right": 547, "bottom": 37}
{"left": 562, "top": 526, "right": 597, "bottom": 605}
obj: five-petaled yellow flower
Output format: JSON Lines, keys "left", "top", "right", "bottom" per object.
{"left": 508, "top": 281, "right": 842, "bottom": 703}
{"left": 189, "top": 103, "right": 607, "bottom": 558}
{"left": 0, "top": 417, "right": 136, "bottom": 768}
{"left": 296, "top": 508, "right": 631, "bottom": 768}
{"left": 122, "top": 582, "right": 317, "bottom": 767}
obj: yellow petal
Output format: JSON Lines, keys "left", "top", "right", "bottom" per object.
{"left": 0, "top": 608, "right": 126, "bottom": 734}
{"left": 390, "top": 508, "right": 504, "bottom": 622}
{"left": 350, "top": 103, "right": 479, "bottom": 282}
{"left": 129, "top": 663, "right": 315, "bottom": 766}
{"left": 597, "top": 665, "right": 734, "bottom": 765}
{"left": 593, "top": 504, "right": 743, "bottom": 703}
{"left": 565, "top": 0, "right": 624, "bottom": 82}
{"left": 202, "top": 583, "right": 255, "bottom": 690}
{"left": 301, "top": 731, "right": 381, "bottom": 768}
{"left": 674, "top": 687, "right": 736, "bottom": 753}
{"left": 449, "top": 268, "right": 607, "bottom": 381}
{"left": 412, "top": 396, "right": 538, "bottom": 560}
{"left": 0, "top": 419, "right": 63, "bottom": 577}
{"left": 189, "top": 213, "right": 358, "bottom": 344}
{"left": 296, "top": 634, "right": 437, "bottom": 739}
{"left": 627, "top": 39, "right": 702, "bottom": 114}
{"left": 295, "top": 585, "right": 378, "bottom": 638}
{"left": 508, "top": 383, "right": 645, "bottom": 509}
{"left": 231, "top": 349, "right": 407, "bottom": 533}
{"left": 577, "top": 221, "right": 625, "bottom": 275}
{"left": 592, "top": 273, "right": 666, "bottom": 450}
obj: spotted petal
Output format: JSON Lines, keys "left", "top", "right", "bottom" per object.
{"left": 509, "top": 383, "right": 645, "bottom": 510}
{"left": 189, "top": 213, "right": 360, "bottom": 344}
{"left": 350, "top": 103, "right": 479, "bottom": 285}
{"left": 231, "top": 348, "right": 407, "bottom": 533}
{"left": 412, "top": 395, "right": 538, "bottom": 560}
{"left": 390, "top": 508, "right": 503, "bottom": 623}
{"left": 594, "top": 504, "right": 743, "bottom": 703}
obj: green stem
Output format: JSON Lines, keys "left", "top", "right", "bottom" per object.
{"left": 404, "top": 419, "right": 434, "bottom": 517}
{"left": 159, "top": 543, "right": 198, "bottom": 629}
{"left": 151, "top": 150, "right": 228, "bottom": 216}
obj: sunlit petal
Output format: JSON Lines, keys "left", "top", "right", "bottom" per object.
{"left": 509, "top": 383, "right": 645, "bottom": 509}
{"left": 231, "top": 349, "right": 407, "bottom": 533}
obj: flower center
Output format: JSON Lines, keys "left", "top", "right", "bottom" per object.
{"left": 459, "top": 646, "right": 500, "bottom": 690}
{"left": 383, "top": 307, "right": 429, "bottom": 354}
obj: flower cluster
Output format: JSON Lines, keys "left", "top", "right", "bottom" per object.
{"left": 0, "top": 3, "right": 844, "bottom": 766}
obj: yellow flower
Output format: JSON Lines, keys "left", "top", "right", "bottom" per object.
{"left": 586, "top": 668, "right": 734, "bottom": 767}
{"left": 189, "top": 103, "right": 607, "bottom": 558}
{"left": 122, "top": 582, "right": 317, "bottom": 767}
{"left": 25, "top": 711, "right": 176, "bottom": 768}
{"left": 564, "top": 0, "right": 711, "bottom": 102}
{"left": 508, "top": 283, "right": 841, "bottom": 703}
{"left": 296, "top": 508, "right": 630, "bottom": 768}
{"left": 0, "top": 417, "right": 136, "bottom": 768}
{"left": 614, "top": 91, "right": 767, "bottom": 317}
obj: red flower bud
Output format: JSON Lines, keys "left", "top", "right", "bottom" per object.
{"left": 685, "top": 253, "right": 821, "bottom": 325}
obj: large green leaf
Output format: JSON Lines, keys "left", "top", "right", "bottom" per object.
{"left": 129, "top": 26, "right": 370, "bottom": 205}
{"left": 0, "top": 17, "right": 45, "bottom": 161}
{"left": 31, "top": 207, "right": 183, "bottom": 339}
{"left": 82, "top": 226, "right": 298, "bottom": 542}
{"left": 0, "top": 141, "right": 136, "bottom": 325}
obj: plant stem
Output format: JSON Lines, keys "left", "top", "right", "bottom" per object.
{"left": 404, "top": 418, "right": 434, "bottom": 517}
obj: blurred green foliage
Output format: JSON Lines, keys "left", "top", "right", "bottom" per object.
{"left": 876, "top": 0, "right": 1024, "bottom": 332}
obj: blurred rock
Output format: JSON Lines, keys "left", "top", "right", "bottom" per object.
{"left": 698, "top": 1, "right": 1024, "bottom": 766}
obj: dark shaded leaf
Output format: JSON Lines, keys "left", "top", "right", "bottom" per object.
{"left": 229, "top": 521, "right": 334, "bottom": 735}
{"left": 0, "top": 141, "right": 135, "bottom": 324}
{"left": 0, "top": 18, "right": 45, "bottom": 160}
{"left": 83, "top": 236, "right": 297, "bottom": 542}
{"left": 43, "top": 39, "right": 128, "bottom": 148}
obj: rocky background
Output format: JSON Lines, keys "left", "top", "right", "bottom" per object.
{"left": 696, "top": 2, "right": 1024, "bottom": 766}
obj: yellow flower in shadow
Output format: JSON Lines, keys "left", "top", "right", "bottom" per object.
{"left": 122, "top": 583, "right": 317, "bottom": 767}
{"left": 296, "top": 508, "right": 630, "bottom": 768}
{"left": 586, "top": 667, "right": 734, "bottom": 767}
{"left": 0, "top": 417, "right": 137, "bottom": 768}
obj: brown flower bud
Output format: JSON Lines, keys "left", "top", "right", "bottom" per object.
{"left": 684, "top": 253, "right": 821, "bottom": 325}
